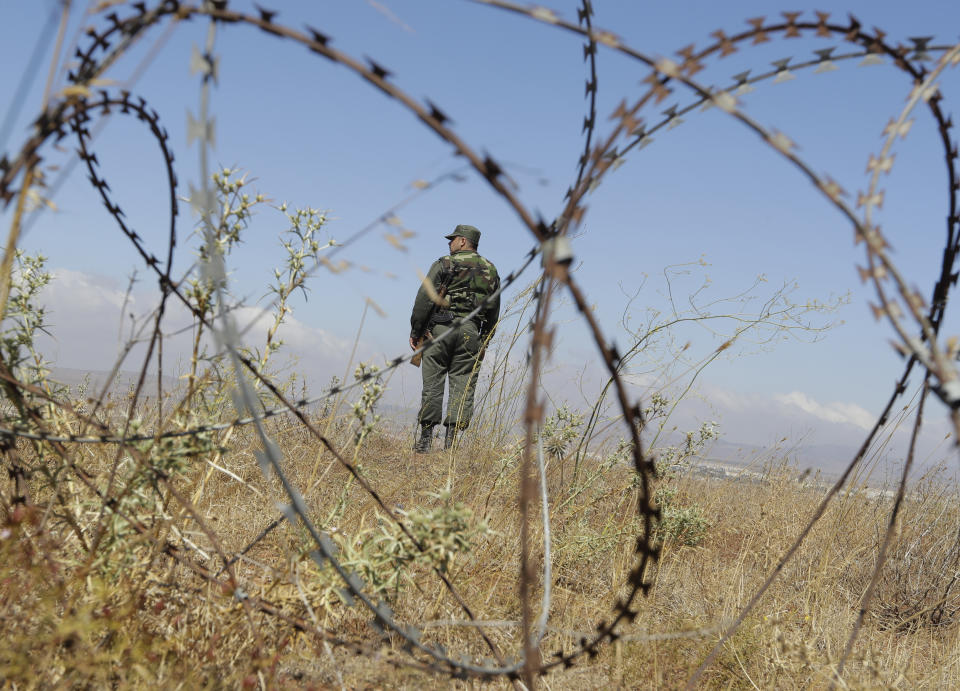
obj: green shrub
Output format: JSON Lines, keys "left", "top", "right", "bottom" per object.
{"left": 655, "top": 486, "right": 709, "bottom": 546}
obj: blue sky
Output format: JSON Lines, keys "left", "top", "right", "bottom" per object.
{"left": 2, "top": 1, "right": 960, "bottom": 462}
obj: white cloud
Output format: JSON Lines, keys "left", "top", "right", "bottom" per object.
{"left": 47, "top": 268, "right": 131, "bottom": 312}
{"left": 705, "top": 387, "right": 750, "bottom": 412}
{"left": 34, "top": 267, "right": 357, "bottom": 384}
{"left": 231, "top": 305, "right": 347, "bottom": 356}
{"left": 37, "top": 268, "right": 143, "bottom": 369}
{"left": 773, "top": 391, "right": 875, "bottom": 431}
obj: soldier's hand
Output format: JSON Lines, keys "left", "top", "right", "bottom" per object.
{"left": 409, "top": 336, "right": 418, "bottom": 351}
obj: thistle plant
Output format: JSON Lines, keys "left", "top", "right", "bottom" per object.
{"left": 252, "top": 202, "right": 334, "bottom": 381}
{"left": 185, "top": 167, "right": 264, "bottom": 403}
{"left": 645, "top": 416, "right": 719, "bottom": 548}
{"left": 656, "top": 419, "right": 720, "bottom": 473}
{"left": 0, "top": 250, "right": 65, "bottom": 439}
{"left": 0, "top": 251, "right": 52, "bottom": 390}
{"left": 309, "top": 489, "right": 488, "bottom": 603}
{"left": 641, "top": 390, "right": 669, "bottom": 429}
{"left": 542, "top": 404, "right": 584, "bottom": 461}
{"left": 393, "top": 489, "right": 488, "bottom": 575}
{"left": 654, "top": 485, "right": 710, "bottom": 547}
{"left": 94, "top": 416, "right": 224, "bottom": 572}
{"left": 184, "top": 168, "right": 335, "bottom": 409}
{"left": 351, "top": 362, "right": 383, "bottom": 450}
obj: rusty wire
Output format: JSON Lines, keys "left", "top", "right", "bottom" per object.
{"left": 1, "top": 1, "right": 959, "bottom": 685}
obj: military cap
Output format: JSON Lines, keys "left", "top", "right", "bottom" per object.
{"left": 445, "top": 224, "right": 481, "bottom": 247}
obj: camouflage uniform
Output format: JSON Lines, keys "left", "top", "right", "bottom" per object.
{"left": 411, "top": 225, "right": 499, "bottom": 451}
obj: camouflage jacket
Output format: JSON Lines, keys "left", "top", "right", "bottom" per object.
{"left": 410, "top": 250, "right": 500, "bottom": 340}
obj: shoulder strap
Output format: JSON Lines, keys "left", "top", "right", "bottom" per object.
{"left": 438, "top": 256, "right": 454, "bottom": 289}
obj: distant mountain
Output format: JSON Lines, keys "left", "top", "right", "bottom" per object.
{"left": 37, "top": 368, "right": 954, "bottom": 488}
{"left": 699, "top": 437, "right": 931, "bottom": 487}
{"left": 49, "top": 367, "right": 181, "bottom": 397}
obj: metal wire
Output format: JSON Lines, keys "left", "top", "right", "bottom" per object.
{"left": 0, "top": 2, "right": 957, "bottom": 684}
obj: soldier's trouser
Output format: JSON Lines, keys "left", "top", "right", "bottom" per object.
{"left": 417, "top": 320, "right": 483, "bottom": 430}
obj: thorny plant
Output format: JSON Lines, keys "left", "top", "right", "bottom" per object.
{"left": 656, "top": 419, "right": 720, "bottom": 471}
{"left": 350, "top": 362, "right": 383, "bottom": 450}
{"left": 572, "top": 259, "right": 846, "bottom": 482}
{"left": 0, "top": 1, "right": 960, "bottom": 687}
{"left": 183, "top": 167, "right": 259, "bottom": 406}
{"left": 94, "top": 417, "right": 224, "bottom": 572}
{"left": 653, "top": 485, "right": 709, "bottom": 548}
{"left": 541, "top": 403, "right": 583, "bottom": 462}
{"left": 185, "top": 167, "right": 335, "bottom": 404}
{"left": 0, "top": 251, "right": 54, "bottom": 407}
{"left": 649, "top": 413, "right": 719, "bottom": 550}
{"left": 310, "top": 488, "right": 489, "bottom": 606}
{"left": 252, "top": 202, "right": 334, "bottom": 381}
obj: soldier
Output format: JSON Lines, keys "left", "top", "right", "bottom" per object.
{"left": 409, "top": 224, "right": 500, "bottom": 452}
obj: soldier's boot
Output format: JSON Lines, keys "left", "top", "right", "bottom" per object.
{"left": 414, "top": 425, "right": 434, "bottom": 454}
{"left": 443, "top": 425, "right": 458, "bottom": 450}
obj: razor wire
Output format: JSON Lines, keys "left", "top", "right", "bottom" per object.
{"left": 0, "top": 0, "right": 944, "bottom": 680}
{"left": 484, "top": 5, "right": 960, "bottom": 676}
{"left": 0, "top": 1, "right": 959, "bottom": 685}
{"left": 0, "top": 34, "right": 953, "bottom": 447}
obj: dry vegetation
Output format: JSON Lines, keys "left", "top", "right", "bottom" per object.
{"left": 3, "top": 394, "right": 960, "bottom": 688}
{"left": 0, "top": 153, "right": 952, "bottom": 690}
{"left": 3, "top": 6, "right": 960, "bottom": 686}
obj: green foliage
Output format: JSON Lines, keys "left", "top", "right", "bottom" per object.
{"left": 94, "top": 416, "right": 224, "bottom": 571}
{"left": 656, "top": 419, "right": 720, "bottom": 472}
{"left": 393, "top": 490, "right": 486, "bottom": 575}
{"left": 351, "top": 362, "right": 384, "bottom": 448}
{"left": 311, "top": 489, "right": 487, "bottom": 602}
{"left": 649, "top": 412, "right": 717, "bottom": 547}
{"left": 184, "top": 167, "right": 268, "bottom": 407}
{"left": 0, "top": 250, "right": 53, "bottom": 396}
{"left": 252, "top": 201, "right": 334, "bottom": 375}
{"left": 185, "top": 167, "right": 335, "bottom": 405}
{"left": 654, "top": 485, "right": 709, "bottom": 547}
{"left": 185, "top": 167, "right": 261, "bottom": 318}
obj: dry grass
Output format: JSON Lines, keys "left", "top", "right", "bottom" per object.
{"left": 3, "top": 403, "right": 960, "bottom": 689}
